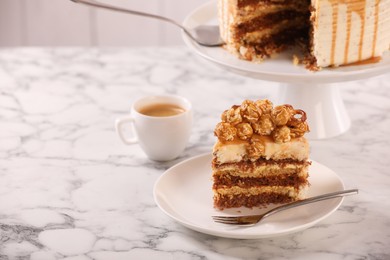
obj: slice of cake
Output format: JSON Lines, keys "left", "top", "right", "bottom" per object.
{"left": 218, "top": 0, "right": 390, "bottom": 70}
{"left": 212, "top": 99, "right": 311, "bottom": 210}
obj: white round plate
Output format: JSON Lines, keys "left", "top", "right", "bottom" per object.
{"left": 153, "top": 153, "right": 345, "bottom": 239}
{"left": 182, "top": 1, "right": 390, "bottom": 84}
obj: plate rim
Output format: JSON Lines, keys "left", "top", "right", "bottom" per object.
{"left": 153, "top": 153, "right": 345, "bottom": 239}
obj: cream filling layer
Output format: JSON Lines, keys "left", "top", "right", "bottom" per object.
{"left": 240, "top": 18, "right": 308, "bottom": 43}
{"left": 214, "top": 185, "right": 308, "bottom": 198}
{"left": 213, "top": 137, "right": 309, "bottom": 164}
{"left": 213, "top": 165, "right": 309, "bottom": 178}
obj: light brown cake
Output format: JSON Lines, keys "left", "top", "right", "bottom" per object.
{"left": 212, "top": 99, "right": 311, "bottom": 210}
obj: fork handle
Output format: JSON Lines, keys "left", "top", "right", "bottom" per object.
{"left": 264, "top": 189, "right": 359, "bottom": 219}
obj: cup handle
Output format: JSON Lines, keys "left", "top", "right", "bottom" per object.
{"left": 115, "top": 117, "right": 138, "bottom": 144}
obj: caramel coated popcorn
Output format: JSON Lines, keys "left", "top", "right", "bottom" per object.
{"left": 273, "top": 126, "right": 291, "bottom": 144}
{"left": 222, "top": 105, "right": 242, "bottom": 125}
{"left": 214, "top": 122, "right": 237, "bottom": 141}
{"left": 236, "top": 122, "right": 253, "bottom": 140}
{"left": 272, "top": 105, "right": 295, "bottom": 126}
{"left": 255, "top": 99, "right": 273, "bottom": 114}
{"left": 247, "top": 140, "right": 265, "bottom": 160}
{"left": 240, "top": 100, "right": 261, "bottom": 123}
{"left": 214, "top": 99, "right": 309, "bottom": 143}
{"left": 255, "top": 114, "right": 275, "bottom": 135}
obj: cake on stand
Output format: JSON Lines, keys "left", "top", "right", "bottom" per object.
{"left": 182, "top": 1, "right": 390, "bottom": 139}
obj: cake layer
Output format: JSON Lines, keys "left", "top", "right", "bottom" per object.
{"left": 213, "top": 185, "right": 307, "bottom": 209}
{"left": 236, "top": 26, "right": 309, "bottom": 60}
{"left": 213, "top": 135, "right": 309, "bottom": 164}
{"left": 237, "top": 0, "right": 308, "bottom": 8}
{"left": 213, "top": 162, "right": 310, "bottom": 182}
{"left": 233, "top": 5, "right": 309, "bottom": 25}
{"left": 214, "top": 185, "right": 307, "bottom": 197}
{"left": 213, "top": 172, "right": 308, "bottom": 188}
{"left": 213, "top": 159, "right": 310, "bottom": 177}
{"left": 236, "top": 10, "right": 308, "bottom": 37}
{"left": 214, "top": 193, "right": 295, "bottom": 209}
{"left": 241, "top": 19, "right": 307, "bottom": 43}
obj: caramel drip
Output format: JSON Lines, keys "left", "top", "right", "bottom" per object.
{"left": 328, "top": 0, "right": 372, "bottom": 65}
{"left": 342, "top": 56, "right": 381, "bottom": 66}
{"left": 345, "top": 1, "right": 366, "bottom": 63}
{"left": 357, "top": 11, "right": 366, "bottom": 61}
{"left": 372, "top": 0, "right": 380, "bottom": 56}
{"left": 329, "top": 2, "right": 338, "bottom": 65}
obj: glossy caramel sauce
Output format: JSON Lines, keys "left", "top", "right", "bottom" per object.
{"left": 372, "top": 0, "right": 380, "bottom": 56}
{"left": 341, "top": 56, "right": 382, "bottom": 66}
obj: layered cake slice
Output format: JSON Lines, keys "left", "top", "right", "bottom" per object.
{"left": 212, "top": 99, "right": 311, "bottom": 210}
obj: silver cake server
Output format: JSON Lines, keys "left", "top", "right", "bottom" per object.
{"left": 70, "top": 0, "right": 224, "bottom": 47}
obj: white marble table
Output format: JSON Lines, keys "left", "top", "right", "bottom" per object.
{"left": 0, "top": 47, "right": 389, "bottom": 260}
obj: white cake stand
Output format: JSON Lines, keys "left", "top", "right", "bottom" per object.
{"left": 182, "top": 1, "right": 390, "bottom": 139}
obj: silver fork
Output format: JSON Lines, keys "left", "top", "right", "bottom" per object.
{"left": 212, "top": 189, "right": 359, "bottom": 225}
{"left": 70, "top": 0, "right": 224, "bottom": 47}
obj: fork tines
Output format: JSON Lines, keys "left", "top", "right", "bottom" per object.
{"left": 212, "top": 215, "right": 258, "bottom": 225}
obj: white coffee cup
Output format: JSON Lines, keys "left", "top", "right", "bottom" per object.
{"left": 115, "top": 95, "right": 193, "bottom": 161}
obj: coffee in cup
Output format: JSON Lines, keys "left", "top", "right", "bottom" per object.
{"left": 115, "top": 95, "right": 192, "bottom": 161}
{"left": 138, "top": 103, "right": 186, "bottom": 117}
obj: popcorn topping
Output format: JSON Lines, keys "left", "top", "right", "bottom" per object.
{"left": 255, "top": 114, "right": 275, "bottom": 135}
{"left": 240, "top": 100, "right": 261, "bottom": 123}
{"left": 255, "top": 99, "right": 273, "bottom": 114}
{"left": 222, "top": 105, "right": 242, "bottom": 125}
{"left": 273, "top": 126, "right": 291, "bottom": 144}
{"left": 272, "top": 105, "right": 295, "bottom": 126}
{"left": 247, "top": 141, "right": 265, "bottom": 161}
{"left": 236, "top": 122, "right": 253, "bottom": 140}
{"left": 214, "top": 122, "right": 237, "bottom": 141}
{"left": 214, "top": 99, "right": 309, "bottom": 143}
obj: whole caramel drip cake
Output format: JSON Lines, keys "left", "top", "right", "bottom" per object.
{"left": 212, "top": 99, "right": 311, "bottom": 210}
{"left": 218, "top": 0, "right": 390, "bottom": 70}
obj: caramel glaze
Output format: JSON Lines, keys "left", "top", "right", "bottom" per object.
{"left": 341, "top": 56, "right": 382, "bottom": 66}
{"left": 372, "top": 0, "right": 380, "bottom": 57}
{"left": 324, "top": 0, "right": 381, "bottom": 66}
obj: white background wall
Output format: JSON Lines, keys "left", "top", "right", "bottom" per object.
{"left": 0, "top": 0, "right": 210, "bottom": 46}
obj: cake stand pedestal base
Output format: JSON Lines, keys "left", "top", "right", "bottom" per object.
{"left": 276, "top": 83, "right": 351, "bottom": 139}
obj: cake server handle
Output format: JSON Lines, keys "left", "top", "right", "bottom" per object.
{"left": 70, "top": 0, "right": 224, "bottom": 47}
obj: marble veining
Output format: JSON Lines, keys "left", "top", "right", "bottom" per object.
{"left": 0, "top": 47, "right": 389, "bottom": 260}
